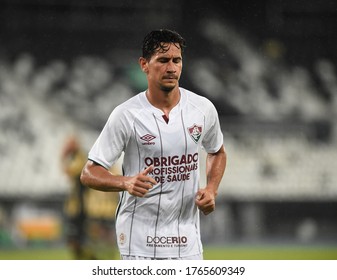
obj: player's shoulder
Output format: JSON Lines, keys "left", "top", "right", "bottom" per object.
{"left": 106, "top": 92, "right": 144, "bottom": 125}
{"left": 117, "top": 92, "right": 143, "bottom": 109}
{"left": 181, "top": 87, "right": 215, "bottom": 109}
{"left": 111, "top": 92, "right": 143, "bottom": 114}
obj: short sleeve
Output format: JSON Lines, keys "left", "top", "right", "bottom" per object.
{"left": 201, "top": 101, "right": 223, "bottom": 153}
{"left": 88, "top": 107, "right": 128, "bottom": 169}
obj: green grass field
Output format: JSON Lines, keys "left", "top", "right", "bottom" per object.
{"left": 203, "top": 245, "right": 337, "bottom": 260}
{"left": 1, "top": 245, "right": 336, "bottom": 260}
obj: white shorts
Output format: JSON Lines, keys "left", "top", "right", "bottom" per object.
{"left": 121, "top": 254, "right": 203, "bottom": 260}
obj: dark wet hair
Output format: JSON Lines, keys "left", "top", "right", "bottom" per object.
{"left": 142, "top": 29, "right": 186, "bottom": 60}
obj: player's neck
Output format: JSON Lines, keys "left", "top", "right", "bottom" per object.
{"left": 146, "top": 88, "right": 180, "bottom": 116}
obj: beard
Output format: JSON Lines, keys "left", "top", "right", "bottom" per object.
{"left": 160, "top": 84, "right": 176, "bottom": 92}
{"left": 160, "top": 79, "right": 178, "bottom": 93}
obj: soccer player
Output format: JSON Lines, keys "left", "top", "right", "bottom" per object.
{"left": 80, "top": 29, "right": 227, "bottom": 260}
{"left": 61, "top": 135, "right": 95, "bottom": 259}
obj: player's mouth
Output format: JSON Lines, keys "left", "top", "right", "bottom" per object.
{"left": 163, "top": 75, "right": 178, "bottom": 80}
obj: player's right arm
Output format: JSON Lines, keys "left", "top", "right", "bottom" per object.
{"left": 80, "top": 160, "right": 156, "bottom": 197}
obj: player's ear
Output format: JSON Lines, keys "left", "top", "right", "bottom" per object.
{"left": 139, "top": 57, "right": 148, "bottom": 73}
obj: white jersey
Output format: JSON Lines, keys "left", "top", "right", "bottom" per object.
{"left": 88, "top": 87, "right": 223, "bottom": 258}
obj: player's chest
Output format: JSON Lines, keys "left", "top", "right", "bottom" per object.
{"left": 132, "top": 113, "right": 204, "bottom": 153}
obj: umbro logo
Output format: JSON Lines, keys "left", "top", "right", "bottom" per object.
{"left": 140, "top": 134, "right": 156, "bottom": 145}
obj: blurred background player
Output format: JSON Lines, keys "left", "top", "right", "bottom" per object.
{"left": 61, "top": 134, "right": 120, "bottom": 259}
{"left": 61, "top": 135, "right": 95, "bottom": 259}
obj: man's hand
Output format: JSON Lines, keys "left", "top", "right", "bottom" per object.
{"left": 195, "top": 188, "right": 216, "bottom": 215}
{"left": 124, "top": 165, "right": 157, "bottom": 197}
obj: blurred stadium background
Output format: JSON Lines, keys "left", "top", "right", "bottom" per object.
{"left": 0, "top": 0, "right": 337, "bottom": 259}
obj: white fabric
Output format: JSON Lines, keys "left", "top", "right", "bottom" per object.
{"left": 88, "top": 87, "right": 223, "bottom": 258}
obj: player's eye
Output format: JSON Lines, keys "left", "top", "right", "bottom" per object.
{"left": 158, "top": 58, "right": 169, "bottom": 63}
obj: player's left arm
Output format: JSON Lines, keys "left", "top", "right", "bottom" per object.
{"left": 196, "top": 144, "right": 227, "bottom": 215}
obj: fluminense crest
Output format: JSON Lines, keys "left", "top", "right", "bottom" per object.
{"left": 188, "top": 124, "right": 202, "bottom": 144}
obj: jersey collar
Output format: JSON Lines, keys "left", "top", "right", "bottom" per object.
{"left": 139, "top": 87, "right": 187, "bottom": 117}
